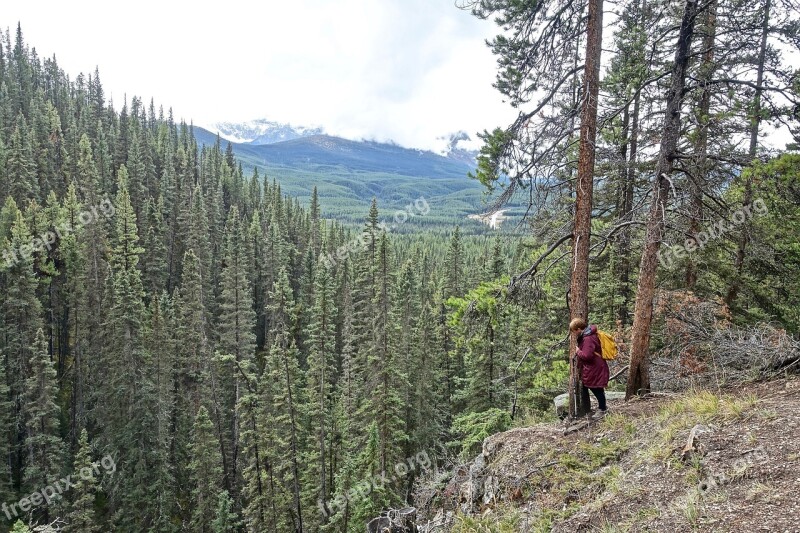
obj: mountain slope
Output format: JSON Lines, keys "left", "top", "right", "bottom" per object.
{"left": 193, "top": 126, "right": 492, "bottom": 224}
{"left": 233, "top": 134, "right": 474, "bottom": 178}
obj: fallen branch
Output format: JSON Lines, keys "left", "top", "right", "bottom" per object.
{"left": 523, "top": 461, "right": 560, "bottom": 479}
{"left": 610, "top": 365, "right": 629, "bottom": 381}
{"left": 563, "top": 419, "right": 590, "bottom": 435}
{"left": 681, "top": 424, "right": 709, "bottom": 462}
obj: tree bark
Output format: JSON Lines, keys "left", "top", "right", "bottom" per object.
{"left": 627, "top": 0, "right": 700, "bottom": 399}
{"left": 569, "top": 0, "right": 603, "bottom": 418}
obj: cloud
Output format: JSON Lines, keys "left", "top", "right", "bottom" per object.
{"left": 3, "top": 0, "right": 516, "bottom": 151}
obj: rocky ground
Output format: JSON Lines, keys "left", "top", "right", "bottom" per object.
{"left": 415, "top": 377, "right": 800, "bottom": 532}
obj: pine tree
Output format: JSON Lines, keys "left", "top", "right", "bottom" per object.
{"left": 444, "top": 226, "right": 463, "bottom": 298}
{"left": 65, "top": 429, "right": 100, "bottom": 533}
{"left": 140, "top": 197, "right": 167, "bottom": 298}
{"left": 73, "top": 134, "right": 101, "bottom": 203}
{"left": 265, "top": 269, "right": 305, "bottom": 532}
{"left": 238, "top": 361, "right": 277, "bottom": 533}
{"left": 216, "top": 206, "right": 255, "bottom": 501}
{"left": 412, "top": 301, "right": 447, "bottom": 458}
{"left": 171, "top": 248, "right": 213, "bottom": 521}
{"left": 101, "top": 166, "right": 165, "bottom": 530}
{"left": 391, "top": 260, "right": 417, "bottom": 463}
{"left": 302, "top": 258, "right": 338, "bottom": 530}
{"left": 189, "top": 406, "right": 225, "bottom": 533}
{"left": 7, "top": 113, "right": 37, "bottom": 205}
{"left": 325, "top": 266, "right": 360, "bottom": 532}
{"left": 0, "top": 352, "right": 12, "bottom": 504}
{"left": 144, "top": 295, "right": 179, "bottom": 533}
{"left": 22, "top": 328, "right": 65, "bottom": 520}
{"left": 309, "top": 185, "right": 321, "bottom": 257}
{"left": 357, "top": 233, "right": 406, "bottom": 515}
{"left": 10, "top": 520, "right": 32, "bottom": 533}
{"left": 2, "top": 207, "right": 45, "bottom": 494}
{"left": 211, "top": 490, "right": 241, "bottom": 533}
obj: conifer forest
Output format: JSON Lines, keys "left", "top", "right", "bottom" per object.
{"left": 0, "top": 0, "right": 799, "bottom": 530}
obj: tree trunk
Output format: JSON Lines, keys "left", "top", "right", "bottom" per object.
{"left": 627, "top": 0, "right": 700, "bottom": 399}
{"left": 686, "top": 0, "right": 718, "bottom": 290}
{"left": 611, "top": 105, "right": 630, "bottom": 322}
{"left": 617, "top": 79, "right": 642, "bottom": 327}
{"left": 569, "top": 0, "right": 603, "bottom": 418}
{"left": 282, "top": 351, "right": 303, "bottom": 532}
{"left": 725, "top": 0, "right": 770, "bottom": 308}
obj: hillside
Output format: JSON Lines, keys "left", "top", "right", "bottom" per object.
{"left": 414, "top": 378, "right": 800, "bottom": 532}
{"left": 192, "top": 126, "right": 498, "bottom": 225}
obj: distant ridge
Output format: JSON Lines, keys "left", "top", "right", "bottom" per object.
{"left": 191, "top": 125, "right": 489, "bottom": 224}
{"left": 193, "top": 128, "right": 474, "bottom": 179}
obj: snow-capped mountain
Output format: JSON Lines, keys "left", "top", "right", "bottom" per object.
{"left": 204, "top": 118, "right": 324, "bottom": 145}
{"left": 436, "top": 131, "right": 480, "bottom": 166}
{"left": 205, "top": 119, "right": 479, "bottom": 165}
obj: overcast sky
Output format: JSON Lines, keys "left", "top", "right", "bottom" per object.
{"left": 3, "top": 0, "right": 517, "bottom": 151}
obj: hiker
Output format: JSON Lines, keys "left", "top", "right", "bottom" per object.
{"left": 570, "top": 318, "right": 610, "bottom": 418}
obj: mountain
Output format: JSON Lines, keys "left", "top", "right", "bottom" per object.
{"left": 230, "top": 134, "right": 474, "bottom": 178}
{"left": 439, "top": 130, "right": 480, "bottom": 166}
{"left": 205, "top": 119, "right": 479, "bottom": 166}
{"left": 192, "top": 126, "right": 500, "bottom": 225}
{"left": 204, "top": 118, "right": 324, "bottom": 145}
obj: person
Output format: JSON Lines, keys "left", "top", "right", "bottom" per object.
{"left": 570, "top": 317, "right": 610, "bottom": 418}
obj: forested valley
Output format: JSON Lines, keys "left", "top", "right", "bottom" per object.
{"left": 0, "top": 0, "right": 799, "bottom": 530}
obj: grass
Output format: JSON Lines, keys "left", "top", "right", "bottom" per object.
{"left": 451, "top": 509, "right": 521, "bottom": 532}
{"left": 452, "top": 388, "right": 771, "bottom": 531}
{"left": 745, "top": 482, "right": 779, "bottom": 503}
{"left": 600, "top": 521, "right": 630, "bottom": 533}
{"left": 680, "top": 488, "right": 701, "bottom": 526}
{"left": 639, "top": 389, "right": 761, "bottom": 466}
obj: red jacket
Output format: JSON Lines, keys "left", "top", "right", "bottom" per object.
{"left": 576, "top": 325, "right": 609, "bottom": 388}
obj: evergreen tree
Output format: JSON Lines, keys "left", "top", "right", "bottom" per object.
{"left": 140, "top": 197, "right": 167, "bottom": 298}
{"left": 216, "top": 206, "right": 255, "bottom": 500}
{"left": 309, "top": 185, "right": 321, "bottom": 257}
{"left": 7, "top": 114, "right": 36, "bottom": 205}
{"left": 22, "top": 329, "right": 64, "bottom": 520}
{"left": 302, "top": 258, "right": 338, "bottom": 530}
{"left": 357, "top": 234, "right": 406, "bottom": 514}
{"left": 65, "top": 429, "right": 100, "bottom": 533}
{"left": 212, "top": 490, "right": 241, "bottom": 533}
{"left": 2, "top": 207, "right": 44, "bottom": 493}
{"left": 10, "top": 520, "right": 32, "bottom": 533}
{"left": 189, "top": 406, "right": 225, "bottom": 533}
{"left": 0, "top": 351, "right": 12, "bottom": 504}
{"left": 265, "top": 269, "right": 305, "bottom": 532}
{"left": 101, "top": 166, "right": 165, "bottom": 530}
{"left": 238, "top": 362, "right": 277, "bottom": 533}
{"left": 444, "top": 226, "right": 463, "bottom": 298}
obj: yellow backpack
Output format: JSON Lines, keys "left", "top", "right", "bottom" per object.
{"left": 595, "top": 330, "right": 618, "bottom": 361}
